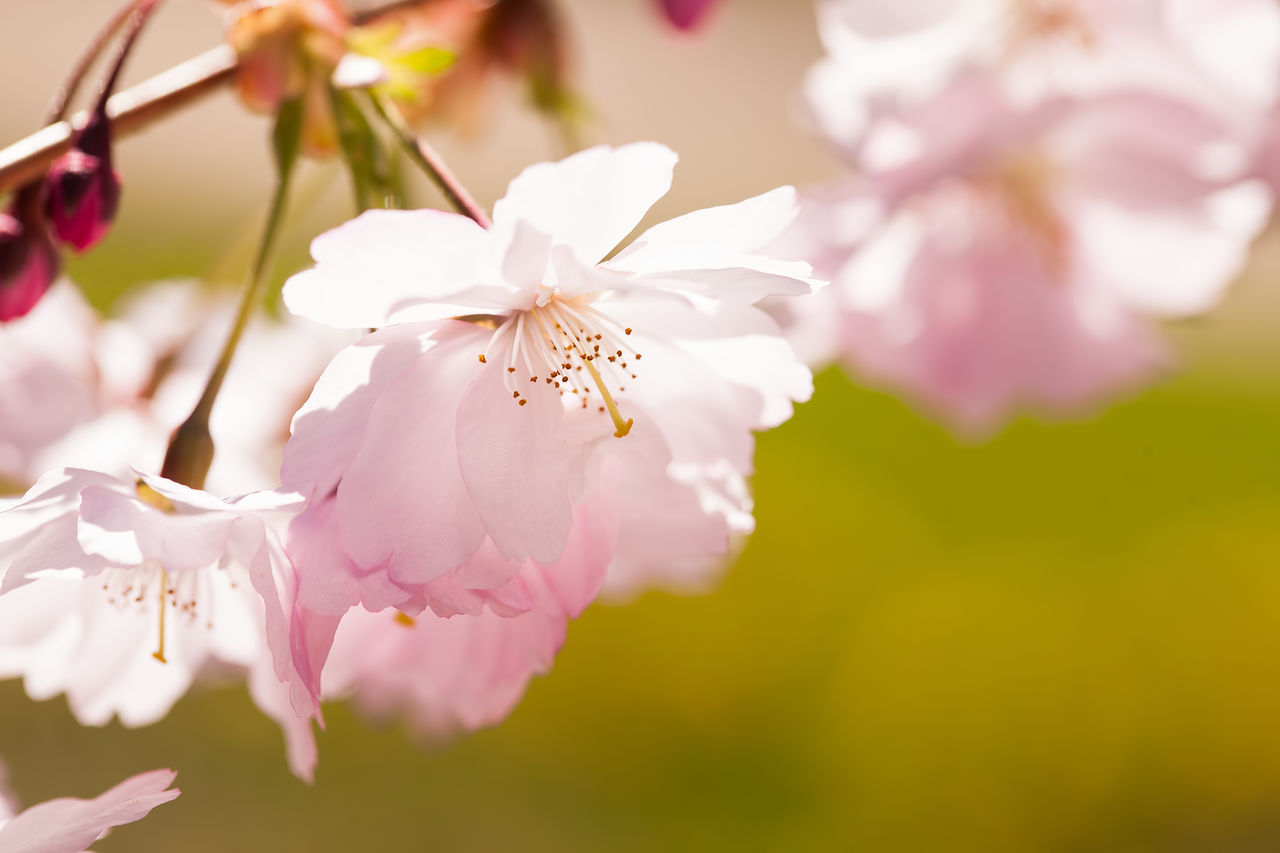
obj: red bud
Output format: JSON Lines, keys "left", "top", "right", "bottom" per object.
{"left": 0, "top": 189, "right": 59, "bottom": 322}
{"left": 44, "top": 110, "right": 121, "bottom": 252}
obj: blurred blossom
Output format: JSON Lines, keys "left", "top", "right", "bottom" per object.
{"left": 43, "top": 109, "right": 121, "bottom": 253}
{"left": 785, "top": 0, "right": 1278, "bottom": 431}
{"left": 0, "top": 284, "right": 104, "bottom": 486}
{"left": 299, "top": 504, "right": 605, "bottom": 740}
{"left": 0, "top": 763, "right": 178, "bottom": 853}
{"left": 0, "top": 469, "right": 320, "bottom": 779}
{"left": 0, "top": 188, "right": 59, "bottom": 323}
{"left": 30, "top": 281, "right": 353, "bottom": 497}
{"left": 297, "top": 426, "right": 755, "bottom": 738}
{"left": 221, "top": 0, "right": 351, "bottom": 156}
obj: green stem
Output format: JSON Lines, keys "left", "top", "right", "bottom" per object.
{"left": 159, "top": 109, "right": 298, "bottom": 489}
{"left": 369, "top": 92, "right": 491, "bottom": 228}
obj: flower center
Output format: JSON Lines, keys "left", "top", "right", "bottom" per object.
{"left": 99, "top": 558, "right": 230, "bottom": 664}
{"left": 974, "top": 148, "right": 1067, "bottom": 275}
{"left": 477, "top": 294, "right": 641, "bottom": 438}
{"left": 1005, "top": 0, "right": 1097, "bottom": 56}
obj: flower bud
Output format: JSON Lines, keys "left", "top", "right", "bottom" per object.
{"left": 43, "top": 111, "right": 120, "bottom": 252}
{"left": 0, "top": 188, "right": 59, "bottom": 322}
{"left": 222, "top": 0, "right": 350, "bottom": 157}
{"left": 373, "top": 0, "right": 573, "bottom": 128}
{"left": 655, "top": 0, "right": 720, "bottom": 31}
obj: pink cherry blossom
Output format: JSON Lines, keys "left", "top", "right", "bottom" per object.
{"left": 0, "top": 285, "right": 101, "bottom": 486}
{"left": 0, "top": 469, "right": 320, "bottom": 779}
{"left": 280, "top": 142, "right": 814, "bottom": 615}
{"left": 788, "top": 2, "right": 1275, "bottom": 432}
{"left": 0, "top": 763, "right": 178, "bottom": 853}
{"left": 807, "top": 0, "right": 1280, "bottom": 146}
{"left": 283, "top": 412, "right": 753, "bottom": 741}
{"left": 312, "top": 502, "right": 609, "bottom": 738}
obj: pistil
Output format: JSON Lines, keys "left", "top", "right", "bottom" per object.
{"left": 582, "top": 355, "right": 633, "bottom": 437}
{"left": 152, "top": 566, "right": 169, "bottom": 663}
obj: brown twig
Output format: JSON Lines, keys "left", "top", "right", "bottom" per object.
{"left": 0, "top": 45, "right": 238, "bottom": 196}
{"left": 0, "top": 0, "right": 463, "bottom": 198}
{"left": 43, "top": 0, "right": 142, "bottom": 124}
{"left": 371, "top": 91, "right": 492, "bottom": 228}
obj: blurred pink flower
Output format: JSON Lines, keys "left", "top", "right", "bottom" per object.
{"left": 0, "top": 469, "right": 320, "bottom": 778}
{"left": 280, "top": 142, "right": 814, "bottom": 615}
{"left": 0, "top": 764, "right": 178, "bottom": 853}
{"left": 26, "top": 281, "right": 353, "bottom": 498}
{"left": 282, "top": 418, "right": 753, "bottom": 741}
{"left": 789, "top": 1, "right": 1275, "bottom": 432}
{"left": 309, "top": 502, "right": 609, "bottom": 738}
{"left": 0, "top": 285, "right": 102, "bottom": 485}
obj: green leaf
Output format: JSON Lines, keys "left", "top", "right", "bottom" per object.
{"left": 331, "top": 88, "right": 394, "bottom": 212}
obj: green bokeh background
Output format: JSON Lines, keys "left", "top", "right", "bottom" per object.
{"left": 4, "top": 363, "right": 1280, "bottom": 851}
{"left": 2, "top": 1, "right": 1280, "bottom": 850}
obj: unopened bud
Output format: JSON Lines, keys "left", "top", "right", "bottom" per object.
{"left": 655, "top": 0, "right": 720, "bottom": 31}
{"left": 223, "top": 0, "right": 350, "bottom": 157}
{"left": 44, "top": 111, "right": 120, "bottom": 252}
{"left": 0, "top": 188, "right": 59, "bottom": 322}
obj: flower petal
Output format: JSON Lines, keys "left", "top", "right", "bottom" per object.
{"left": 492, "top": 142, "right": 678, "bottom": 265}
{"left": 0, "top": 768, "right": 178, "bottom": 853}
{"left": 282, "top": 324, "right": 433, "bottom": 499}
{"left": 455, "top": 344, "right": 576, "bottom": 566}
{"left": 335, "top": 324, "right": 489, "bottom": 585}
{"left": 283, "top": 208, "right": 501, "bottom": 328}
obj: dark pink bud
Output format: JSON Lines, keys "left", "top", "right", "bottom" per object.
{"left": 655, "top": 0, "right": 721, "bottom": 30}
{"left": 44, "top": 110, "right": 120, "bottom": 252}
{"left": 0, "top": 190, "right": 60, "bottom": 322}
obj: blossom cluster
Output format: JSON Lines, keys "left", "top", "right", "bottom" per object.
{"left": 0, "top": 0, "right": 1277, "bottom": 840}
{"left": 785, "top": 0, "right": 1280, "bottom": 431}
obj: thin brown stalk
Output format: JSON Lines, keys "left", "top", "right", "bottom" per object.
{"left": 0, "top": 45, "right": 238, "bottom": 196}
{"left": 43, "top": 0, "right": 142, "bottom": 124}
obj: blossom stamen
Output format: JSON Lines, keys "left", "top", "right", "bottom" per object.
{"left": 478, "top": 294, "right": 640, "bottom": 435}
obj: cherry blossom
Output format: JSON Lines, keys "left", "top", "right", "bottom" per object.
{"left": 283, "top": 415, "right": 753, "bottom": 740}
{"left": 220, "top": 0, "right": 350, "bottom": 157}
{"left": 807, "top": 0, "right": 1280, "bottom": 147}
{"left": 788, "top": 1, "right": 1276, "bottom": 431}
{"left": 0, "top": 764, "right": 178, "bottom": 853}
{"left": 0, "top": 285, "right": 107, "bottom": 487}
{"left": 28, "top": 282, "right": 352, "bottom": 497}
{"left": 0, "top": 469, "right": 320, "bottom": 779}
{"left": 280, "top": 142, "right": 815, "bottom": 615}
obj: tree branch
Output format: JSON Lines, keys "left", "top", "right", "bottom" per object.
{"left": 0, "top": 45, "right": 238, "bottom": 196}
